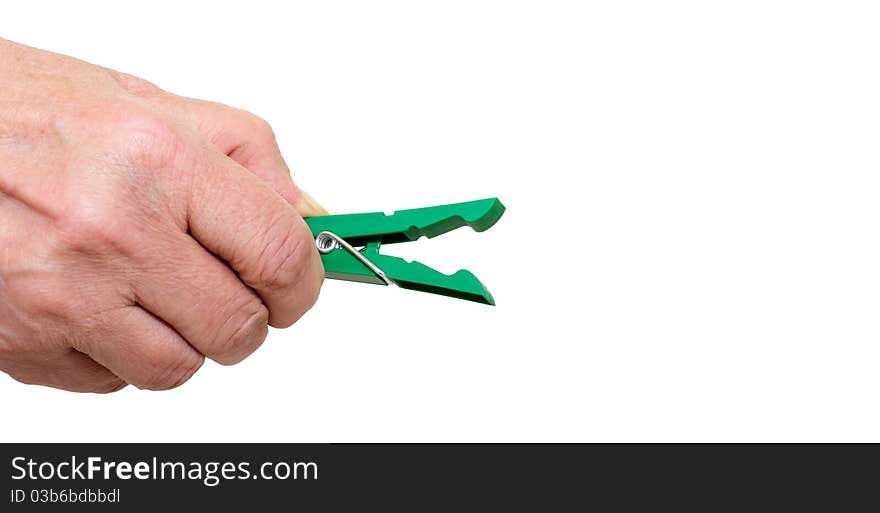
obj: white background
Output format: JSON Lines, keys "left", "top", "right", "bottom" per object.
{"left": 2, "top": 1, "right": 879, "bottom": 442}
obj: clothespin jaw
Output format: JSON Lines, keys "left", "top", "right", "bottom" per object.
{"left": 305, "top": 198, "right": 505, "bottom": 305}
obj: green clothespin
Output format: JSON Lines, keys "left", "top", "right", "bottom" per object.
{"left": 304, "top": 198, "right": 505, "bottom": 305}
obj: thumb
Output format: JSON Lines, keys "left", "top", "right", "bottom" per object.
{"left": 293, "top": 186, "right": 329, "bottom": 218}
{"left": 151, "top": 94, "right": 329, "bottom": 216}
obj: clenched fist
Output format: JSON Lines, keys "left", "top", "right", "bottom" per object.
{"left": 0, "top": 39, "right": 325, "bottom": 392}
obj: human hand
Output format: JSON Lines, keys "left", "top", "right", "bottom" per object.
{"left": 0, "top": 39, "right": 325, "bottom": 392}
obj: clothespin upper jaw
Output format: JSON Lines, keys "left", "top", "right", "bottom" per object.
{"left": 305, "top": 198, "right": 505, "bottom": 305}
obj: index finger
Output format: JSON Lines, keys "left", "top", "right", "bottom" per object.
{"left": 185, "top": 148, "right": 324, "bottom": 328}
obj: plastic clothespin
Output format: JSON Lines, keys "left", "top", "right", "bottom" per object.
{"left": 304, "top": 198, "right": 505, "bottom": 305}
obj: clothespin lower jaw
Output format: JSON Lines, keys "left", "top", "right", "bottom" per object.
{"left": 305, "top": 198, "right": 505, "bottom": 305}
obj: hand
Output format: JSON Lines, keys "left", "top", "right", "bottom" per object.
{"left": 0, "top": 39, "right": 325, "bottom": 392}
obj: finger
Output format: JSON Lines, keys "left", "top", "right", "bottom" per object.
{"left": 186, "top": 150, "right": 324, "bottom": 328}
{"left": 154, "top": 96, "right": 328, "bottom": 216}
{"left": 2, "top": 349, "right": 126, "bottom": 394}
{"left": 72, "top": 306, "right": 204, "bottom": 391}
{"left": 132, "top": 230, "right": 270, "bottom": 365}
{"left": 293, "top": 188, "right": 330, "bottom": 218}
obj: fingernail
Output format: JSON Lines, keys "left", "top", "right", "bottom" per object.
{"left": 296, "top": 188, "right": 329, "bottom": 217}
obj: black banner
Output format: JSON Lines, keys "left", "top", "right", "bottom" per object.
{"left": 0, "top": 444, "right": 872, "bottom": 509}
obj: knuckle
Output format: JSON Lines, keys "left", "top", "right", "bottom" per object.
{"left": 58, "top": 116, "right": 182, "bottom": 254}
{"left": 212, "top": 300, "right": 269, "bottom": 365}
{"left": 253, "top": 222, "right": 313, "bottom": 292}
{"left": 223, "top": 109, "right": 283, "bottom": 170}
{"left": 107, "top": 107, "right": 185, "bottom": 170}
{"left": 109, "top": 71, "right": 164, "bottom": 98}
{"left": 240, "top": 110, "right": 277, "bottom": 144}
{"left": 140, "top": 351, "right": 204, "bottom": 391}
{"left": 60, "top": 196, "right": 128, "bottom": 253}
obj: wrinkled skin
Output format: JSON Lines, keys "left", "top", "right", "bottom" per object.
{"left": 0, "top": 39, "right": 326, "bottom": 393}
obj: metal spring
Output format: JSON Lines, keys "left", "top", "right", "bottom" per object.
{"left": 314, "top": 231, "right": 392, "bottom": 285}
{"left": 315, "top": 232, "right": 340, "bottom": 253}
